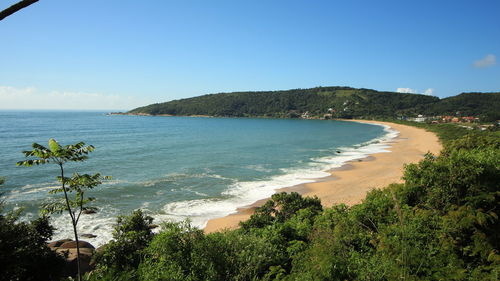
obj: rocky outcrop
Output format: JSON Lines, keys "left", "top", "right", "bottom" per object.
{"left": 48, "top": 239, "right": 96, "bottom": 277}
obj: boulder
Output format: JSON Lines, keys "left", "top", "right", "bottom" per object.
{"left": 81, "top": 233, "right": 97, "bottom": 238}
{"left": 56, "top": 248, "right": 94, "bottom": 276}
{"left": 47, "top": 238, "right": 72, "bottom": 249}
{"left": 60, "top": 240, "right": 95, "bottom": 249}
{"left": 48, "top": 239, "right": 96, "bottom": 277}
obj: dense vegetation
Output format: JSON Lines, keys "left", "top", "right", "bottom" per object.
{"left": 409, "top": 92, "right": 500, "bottom": 122}
{"left": 0, "top": 179, "right": 65, "bottom": 281}
{"left": 84, "top": 127, "right": 499, "bottom": 280}
{"left": 129, "top": 87, "right": 500, "bottom": 121}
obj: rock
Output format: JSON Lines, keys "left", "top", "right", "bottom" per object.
{"left": 81, "top": 233, "right": 97, "bottom": 238}
{"left": 47, "top": 238, "right": 72, "bottom": 249}
{"left": 336, "top": 150, "right": 341, "bottom": 153}
{"left": 60, "top": 240, "right": 95, "bottom": 250}
{"left": 56, "top": 248, "right": 94, "bottom": 276}
{"left": 82, "top": 209, "right": 97, "bottom": 214}
{"left": 50, "top": 239, "right": 96, "bottom": 277}
{"left": 56, "top": 247, "right": 94, "bottom": 257}
{"left": 149, "top": 224, "right": 159, "bottom": 229}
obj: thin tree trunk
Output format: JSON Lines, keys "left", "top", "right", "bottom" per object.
{"left": 0, "top": 0, "right": 39, "bottom": 21}
{"left": 72, "top": 221, "right": 82, "bottom": 281}
{"left": 59, "top": 164, "right": 82, "bottom": 281}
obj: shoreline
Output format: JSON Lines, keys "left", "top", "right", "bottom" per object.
{"left": 204, "top": 120, "right": 442, "bottom": 233}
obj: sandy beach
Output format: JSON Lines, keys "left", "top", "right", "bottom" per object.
{"left": 204, "top": 120, "right": 442, "bottom": 233}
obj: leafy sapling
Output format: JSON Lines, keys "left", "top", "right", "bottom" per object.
{"left": 17, "top": 139, "right": 109, "bottom": 281}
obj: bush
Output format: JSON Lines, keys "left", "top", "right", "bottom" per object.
{"left": 93, "top": 209, "right": 154, "bottom": 274}
{"left": 240, "top": 192, "right": 322, "bottom": 230}
{"left": 138, "top": 221, "right": 287, "bottom": 281}
{"left": 0, "top": 213, "right": 65, "bottom": 281}
{"left": 289, "top": 135, "right": 500, "bottom": 280}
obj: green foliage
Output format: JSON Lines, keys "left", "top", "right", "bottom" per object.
{"left": 129, "top": 87, "right": 499, "bottom": 121}
{"left": 0, "top": 176, "right": 64, "bottom": 281}
{"left": 385, "top": 120, "right": 500, "bottom": 148}
{"left": 129, "top": 86, "right": 441, "bottom": 119}
{"left": 93, "top": 209, "right": 154, "bottom": 272}
{"left": 288, "top": 135, "right": 500, "bottom": 280}
{"left": 0, "top": 211, "right": 65, "bottom": 281}
{"left": 17, "top": 138, "right": 108, "bottom": 281}
{"left": 92, "top": 196, "right": 322, "bottom": 281}
{"left": 85, "top": 268, "right": 138, "bottom": 281}
{"left": 17, "top": 139, "right": 95, "bottom": 166}
{"left": 240, "top": 192, "right": 322, "bottom": 230}
{"left": 138, "top": 221, "right": 288, "bottom": 281}
{"left": 137, "top": 221, "right": 205, "bottom": 281}
{"left": 403, "top": 148, "right": 499, "bottom": 213}
{"left": 17, "top": 139, "right": 109, "bottom": 219}
{"left": 411, "top": 92, "right": 500, "bottom": 121}
{"left": 443, "top": 133, "right": 500, "bottom": 154}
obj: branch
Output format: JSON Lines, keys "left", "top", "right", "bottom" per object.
{"left": 75, "top": 191, "right": 84, "bottom": 225}
{"left": 0, "top": 0, "right": 39, "bottom": 21}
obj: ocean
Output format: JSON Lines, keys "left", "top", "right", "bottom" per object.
{"left": 0, "top": 111, "right": 396, "bottom": 246}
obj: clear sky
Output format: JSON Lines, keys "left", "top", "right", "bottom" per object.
{"left": 1, "top": 0, "right": 499, "bottom": 110}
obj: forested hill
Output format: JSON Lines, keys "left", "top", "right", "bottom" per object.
{"left": 128, "top": 87, "right": 500, "bottom": 120}
{"left": 413, "top": 92, "right": 500, "bottom": 121}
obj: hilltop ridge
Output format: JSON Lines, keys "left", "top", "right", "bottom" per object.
{"left": 129, "top": 87, "right": 500, "bottom": 121}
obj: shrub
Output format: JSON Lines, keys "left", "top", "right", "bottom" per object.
{"left": 93, "top": 209, "right": 154, "bottom": 273}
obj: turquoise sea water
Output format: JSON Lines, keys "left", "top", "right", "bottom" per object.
{"left": 0, "top": 111, "right": 395, "bottom": 245}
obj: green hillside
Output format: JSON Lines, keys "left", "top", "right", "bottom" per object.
{"left": 410, "top": 92, "right": 500, "bottom": 121}
{"left": 129, "top": 87, "right": 500, "bottom": 120}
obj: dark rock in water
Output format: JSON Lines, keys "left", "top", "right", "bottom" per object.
{"left": 82, "top": 209, "right": 97, "bottom": 214}
{"left": 81, "top": 233, "right": 97, "bottom": 238}
{"left": 336, "top": 151, "right": 341, "bottom": 153}
{"left": 358, "top": 159, "right": 362, "bottom": 162}
{"left": 149, "top": 224, "right": 159, "bottom": 229}
{"left": 60, "top": 240, "right": 95, "bottom": 250}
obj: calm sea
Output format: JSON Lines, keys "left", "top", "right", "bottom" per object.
{"left": 0, "top": 111, "right": 395, "bottom": 245}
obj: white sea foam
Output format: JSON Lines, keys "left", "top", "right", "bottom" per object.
{"left": 142, "top": 172, "right": 232, "bottom": 187}
{"left": 4, "top": 183, "right": 60, "bottom": 202}
{"left": 50, "top": 205, "right": 119, "bottom": 247}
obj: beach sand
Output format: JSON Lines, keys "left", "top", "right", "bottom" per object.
{"left": 204, "top": 120, "right": 442, "bottom": 233}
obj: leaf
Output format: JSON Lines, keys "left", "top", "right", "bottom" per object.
{"left": 48, "top": 138, "right": 61, "bottom": 154}
{"left": 16, "top": 160, "right": 32, "bottom": 166}
{"left": 41, "top": 200, "right": 68, "bottom": 215}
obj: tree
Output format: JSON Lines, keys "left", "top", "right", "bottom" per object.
{"left": 93, "top": 209, "right": 154, "bottom": 272}
{"left": 17, "top": 139, "right": 109, "bottom": 281}
{"left": 240, "top": 192, "right": 322, "bottom": 230}
{"left": 0, "top": 177, "right": 65, "bottom": 281}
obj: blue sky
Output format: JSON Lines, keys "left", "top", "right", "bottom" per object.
{"left": 1, "top": 0, "right": 499, "bottom": 110}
